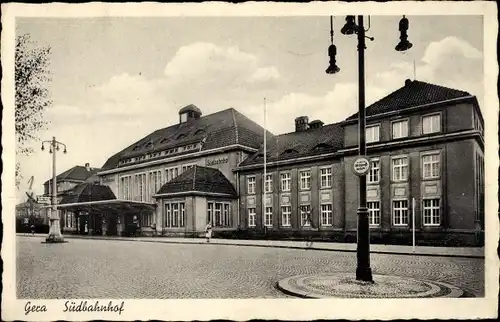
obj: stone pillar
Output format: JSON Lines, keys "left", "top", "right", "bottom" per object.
{"left": 155, "top": 201, "right": 162, "bottom": 235}
{"left": 117, "top": 214, "right": 123, "bottom": 236}
{"left": 102, "top": 217, "right": 107, "bottom": 236}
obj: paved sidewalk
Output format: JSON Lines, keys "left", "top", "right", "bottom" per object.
{"left": 18, "top": 233, "right": 484, "bottom": 258}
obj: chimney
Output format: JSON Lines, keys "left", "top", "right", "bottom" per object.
{"left": 405, "top": 79, "right": 412, "bottom": 86}
{"left": 295, "top": 116, "right": 309, "bottom": 132}
{"left": 85, "top": 163, "right": 90, "bottom": 171}
{"left": 308, "top": 120, "right": 324, "bottom": 130}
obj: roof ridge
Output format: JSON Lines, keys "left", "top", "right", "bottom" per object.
{"left": 231, "top": 108, "right": 239, "bottom": 144}
{"left": 419, "top": 80, "right": 471, "bottom": 96}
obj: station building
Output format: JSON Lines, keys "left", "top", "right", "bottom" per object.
{"left": 58, "top": 106, "right": 269, "bottom": 237}
{"left": 57, "top": 80, "right": 485, "bottom": 246}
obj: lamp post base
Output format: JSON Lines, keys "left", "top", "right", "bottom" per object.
{"left": 45, "top": 234, "right": 65, "bottom": 243}
{"left": 45, "top": 218, "right": 66, "bottom": 243}
{"left": 356, "top": 207, "right": 373, "bottom": 282}
{"left": 356, "top": 266, "right": 373, "bottom": 282}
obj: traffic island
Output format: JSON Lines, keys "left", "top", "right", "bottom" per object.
{"left": 276, "top": 273, "right": 465, "bottom": 298}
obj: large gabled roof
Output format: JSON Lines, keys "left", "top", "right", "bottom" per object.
{"left": 239, "top": 122, "right": 344, "bottom": 166}
{"left": 100, "top": 107, "right": 274, "bottom": 171}
{"left": 44, "top": 165, "right": 100, "bottom": 186}
{"left": 156, "top": 165, "right": 237, "bottom": 197}
{"left": 346, "top": 80, "right": 472, "bottom": 121}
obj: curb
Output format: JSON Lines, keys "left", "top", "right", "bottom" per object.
{"left": 19, "top": 234, "right": 485, "bottom": 259}
{"left": 275, "top": 273, "right": 466, "bottom": 298}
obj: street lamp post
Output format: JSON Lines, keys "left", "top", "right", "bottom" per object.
{"left": 326, "top": 15, "right": 412, "bottom": 282}
{"left": 41, "top": 136, "right": 67, "bottom": 243}
{"left": 354, "top": 15, "right": 372, "bottom": 282}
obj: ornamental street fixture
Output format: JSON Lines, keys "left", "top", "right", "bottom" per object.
{"left": 327, "top": 15, "right": 413, "bottom": 282}
{"left": 41, "top": 136, "right": 67, "bottom": 243}
{"left": 395, "top": 15, "right": 413, "bottom": 52}
{"left": 325, "top": 16, "right": 340, "bottom": 74}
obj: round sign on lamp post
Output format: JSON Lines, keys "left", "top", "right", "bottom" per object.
{"left": 352, "top": 156, "right": 371, "bottom": 177}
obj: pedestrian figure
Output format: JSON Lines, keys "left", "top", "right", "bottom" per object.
{"left": 205, "top": 221, "right": 212, "bottom": 243}
{"left": 30, "top": 224, "right": 35, "bottom": 235}
{"left": 304, "top": 212, "right": 315, "bottom": 248}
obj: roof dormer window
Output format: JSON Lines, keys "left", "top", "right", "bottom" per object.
{"left": 179, "top": 104, "right": 202, "bottom": 123}
{"left": 180, "top": 113, "right": 188, "bottom": 123}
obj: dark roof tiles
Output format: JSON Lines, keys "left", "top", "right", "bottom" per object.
{"left": 156, "top": 165, "right": 237, "bottom": 197}
{"left": 44, "top": 165, "right": 100, "bottom": 185}
{"left": 347, "top": 80, "right": 472, "bottom": 120}
{"left": 101, "top": 108, "right": 272, "bottom": 171}
{"left": 239, "top": 123, "right": 344, "bottom": 166}
{"left": 59, "top": 183, "right": 116, "bottom": 204}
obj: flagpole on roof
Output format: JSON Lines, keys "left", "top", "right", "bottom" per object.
{"left": 413, "top": 59, "right": 416, "bottom": 80}
{"left": 263, "top": 98, "right": 267, "bottom": 229}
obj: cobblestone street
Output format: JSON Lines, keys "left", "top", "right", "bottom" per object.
{"left": 17, "top": 236, "right": 484, "bottom": 299}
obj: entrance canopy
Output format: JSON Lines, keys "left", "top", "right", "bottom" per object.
{"left": 56, "top": 199, "right": 156, "bottom": 214}
{"left": 53, "top": 182, "right": 156, "bottom": 214}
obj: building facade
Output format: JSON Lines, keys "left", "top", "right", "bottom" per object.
{"left": 58, "top": 105, "right": 268, "bottom": 236}
{"left": 57, "top": 80, "right": 485, "bottom": 246}
{"left": 236, "top": 80, "right": 485, "bottom": 246}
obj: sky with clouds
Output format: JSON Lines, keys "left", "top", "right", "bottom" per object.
{"left": 15, "top": 15, "right": 484, "bottom": 202}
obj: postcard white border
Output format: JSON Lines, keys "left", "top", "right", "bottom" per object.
{"left": 2, "top": 2, "right": 499, "bottom": 321}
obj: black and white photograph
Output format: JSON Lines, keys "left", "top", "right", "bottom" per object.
{"left": 2, "top": 2, "right": 498, "bottom": 321}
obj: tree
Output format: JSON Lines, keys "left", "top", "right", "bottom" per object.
{"left": 15, "top": 34, "right": 52, "bottom": 188}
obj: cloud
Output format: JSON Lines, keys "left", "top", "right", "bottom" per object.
{"left": 164, "top": 42, "right": 280, "bottom": 85}
{"left": 47, "top": 36, "right": 483, "bottom": 140}
{"left": 422, "top": 36, "right": 482, "bottom": 65}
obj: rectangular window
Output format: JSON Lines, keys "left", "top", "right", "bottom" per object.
{"left": 165, "top": 167, "right": 179, "bottom": 182}
{"left": 320, "top": 167, "right": 332, "bottom": 188}
{"left": 300, "top": 205, "right": 311, "bottom": 227}
{"left": 366, "top": 125, "right": 380, "bottom": 143}
{"left": 393, "top": 200, "right": 409, "bottom": 226}
{"left": 423, "top": 199, "right": 440, "bottom": 226}
{"left": 134, "top": 173, "right": 147, "bottom": 202}
{"left": 149, "top": 170, "right": 162, "bottom": 201}
{"left": 392, "top": 157, "right": 409, "bottom": 182}
{"left": 264, "top": 174, "right": 273, "bottom": 193}
{"left": 207, "top": 202, "right": 213, "bottom": 224}
{"left": 207, "top": 202, "right": 230, "bottom": 227}
{"left": 300, "top": 170, "right": 311, "bottom": 190}
{"left": 368, "top": 201, "right": 381, "bottom": 226}
{"left": 320, "top": 204, "right": 333, "bottom": 226}
{"left": 422, "top": 114, "right": 441, "bottom": 134}
{"left": 172, "top": 203, "right": 179, "bottom": 227}
{"left": 182, "top": 164, "right": 195, "bottom": 173}
{"left": 223, "top": 204, "right": 230, "bottom": 227}
{"left": 164, "top": 202, "right": 185, "bottom": 228}
{"left": 368, "top": 159, "right": 380, "bottom": 184}
{"left": 64, "top": 213, "right": 73, "bottom": 228}
{"left": 213, "top": 203, "right": 222, "bottom": 227}
{"left": 120, "top": 175, "right": 132, "bottom": 200}
{"left": 280, "top": 172, "right": 291, "bottom": 192}
{"left": 247, "top": 176, "right": 256, "bottom": 194}
{"left": 141, "top": 213, "right": 153, "bottom": 227}
{"left": 392, "top": 119, "right": 409, "bottom": 139}
{"left": 422, "top": 153, "right": 440, "bottom": 179}
{"left": 264, "top": 207, "right": 273, "bottom": 227}
{"left": 248, "top": 208, "right": 256, "bottom": 227}
{"left": 281, "top": 206, "right": 291, "bottom": 227}
{"left": 207, "top": 201, "right": 231, "bottom": 227}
